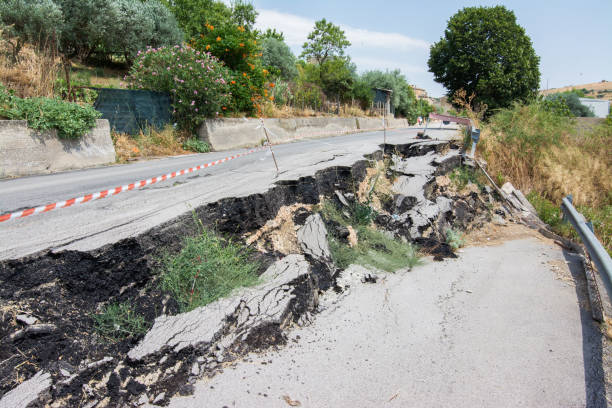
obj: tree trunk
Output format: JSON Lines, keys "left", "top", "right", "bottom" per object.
{"left": 62, "top": 56, "right": 72, "bottom": 101}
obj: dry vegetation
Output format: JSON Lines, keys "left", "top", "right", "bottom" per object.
{"left": 0, "top": 35, "right": 59, "bottom": 98}
{"left": 112, "top": 127, "right": 190, "bottom": 162}
{"left": 258, "top": 101, "right": 380, "bottom": 119}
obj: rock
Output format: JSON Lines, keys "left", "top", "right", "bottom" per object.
{"left": 16, "top": 314, "right": 38, "bottom": 325}
{"left": 297, "top": 214, "right": 332, "bottom": 267}
{"left": 9, "top": 323, "right": 57, "bottom": 342}
{"left": 347, "top": 226, "right": 358, "bottom": 248}
{"left": 435, "top": 175, "right": 451, "bottom": 188}
{"left": 191, "top": 362, "right": 200, "bottom": 376}
{"left": 394, "top": 194, "right": 417, "bottom": 213}
{"left": 0, "top": 370, "right": 51, "bottom": 408}
{"left": 336, "top": 265, "right": 380, "bottom": 291}
{"left": 128, "top": 255, "right": 313, "bottom": 361}
{"left": 152, "top": 392, "right": 165, "bottom": 404}
{"left": 59, "top": 368, "right": 71, "bottom": 377}
{"left": 137, "top": 394, "right": 149, "bottom": 406}
{"left": 334, "top": 190, "right": 350, "bottom": 207}
{"left": 492, "top": 214, "right": 507, "bottom": 226}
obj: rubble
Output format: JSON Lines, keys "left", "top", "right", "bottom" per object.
{"left": 0, "top": 370, "right": 51, "bottom": 408}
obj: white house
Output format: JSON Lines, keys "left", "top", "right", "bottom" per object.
{"left": 579, "top": 98, "right": 610, "bottom": 118}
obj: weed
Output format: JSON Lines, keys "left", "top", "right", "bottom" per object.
{"left": 321, "top": 200, "right": 419, "bottom": 272}
{"left": 92, "top": 302, "right": 148, "bottom": 343}
{"left": 330, "top": 226, "right": 420, "bottom": 272}
{"left": 527, "top": 191, "right": 611, "bottom": 255}
{"left": 182, "top": 137, "right": 210, "bottom": 153}
{"left": 445, "top": 229, "right": 465, "bottom": 250}
{"left": 449, "top": 166, "right": 483, "bottom": 190}
{"left": 112, "top": 126, "right": 191, "bottom": 162}
{"left": 160, "top": 224, "right": 260, "bottom": 312}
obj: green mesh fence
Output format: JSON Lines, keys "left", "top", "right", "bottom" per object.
{"left": 93, "top": 88, "right": 173, "bottom": 135}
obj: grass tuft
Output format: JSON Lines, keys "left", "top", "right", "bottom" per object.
{"left": 445, "top": 228, "right": 466, "bottom": 250}
{"left": 160, "top": 224, "right": 260, "bottom": 312}
{"left": 92, "top": 302, "right": 148, "bottom": 343}
{"left": 321, "top": 200, "right": 420, "bottom": 272}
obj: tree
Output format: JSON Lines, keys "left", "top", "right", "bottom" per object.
{"left": 320, "top": 57, "right": 354, "bottom": 101}
{"left": 261, "top": 37, "right": 297, "bottom": 81}
{"left": 428, "top": 6, "right": 540, "bottom": 112}
{"left": 163, "top": 0, "right": 256, "bottom": 38}
{"left": 300, "top": 18, "right": 350, "bottom": 66}
{"left": 0, "top": 0, "right": 63, "bottom": 59}
{"left": 361, "top": 69, "right": 419, "bottom": 120}
{"left": 546, "top": 92, "right": 595, "bottom": 117}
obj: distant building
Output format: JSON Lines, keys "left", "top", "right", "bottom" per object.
{"left": 579, "top": 98, "right": 610, "bottom": 118}
{"left": 411, "top": 86, "right": 428, "bottom": 99}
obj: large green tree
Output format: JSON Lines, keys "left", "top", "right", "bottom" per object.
{"left": 428, "top": 6, "right": 540, "bottom": 112}
{"left": 261, "top": 37, "right": 297, "bottom": 81}
{"left": 300, "top": 18, "right": 350, "bottom": 66}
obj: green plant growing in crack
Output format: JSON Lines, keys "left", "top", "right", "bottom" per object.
{"left": 160, "top": 220, "right": 260, "bottom": 312}
{"left": 320, "top": 200, "right": 420, "bottom": 272}
{"left": 92, "top": 302, "right": 149, "bottom": 343}
{"left": 445, "top": 228, "right": 466, "bottom": 250}
{"left": 449, "top": 166, "right": 485, "bottom": 190}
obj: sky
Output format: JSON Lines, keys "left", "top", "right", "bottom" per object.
{"left": 249, "top": 0, "right": 612, "bottom": 98}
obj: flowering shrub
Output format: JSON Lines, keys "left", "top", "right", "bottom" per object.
{"left": 191, "top": 23, "right": 269, "bottom": 115}
{"left": 126, "top": 45, "right": 231, "bottom": 131}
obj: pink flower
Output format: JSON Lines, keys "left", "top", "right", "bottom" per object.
{"left": 191, "top": 101, "right": 195, "bottom": 106}
{"left": 194, "top": 90, "right": 198, "bottom": 95}
{"left": 195, "top": 108, "right": 198, "bottom": 112}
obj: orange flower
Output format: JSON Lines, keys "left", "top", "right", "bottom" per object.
{"left": 239, "top": 43, "right": 244, "bottom": 47}
{"left": 262, "top": 69, "right": 268, "bottom": 75}
{"left": 230, "top": 80, "right": 236, "bottom": 84}
{"left": 253, "top": 40, "right": 256, "bottom": 45}
{"left": 210, "top": 25, "right": 214, "bottom": 30}
{"left": 269, "top": 96, "right": 274, "bottom": 101}
{"left": 237, "top": 26, "right": 245, "bottom": 32}
{"left": 242, "top": 72, "right": 247, "bottom": 77}
{"left": 216, "top": 36, "right": 221, "bottom": 41}
{"left": 205, "top": 44, "right": 210, "bottom": 50}
{"left": 269, "top": 83, "right": 275, "bottom": 88}
{"left": 132, "top": 147, "right": 140, "bottom": 153}
{"left": 222, "top": 106, "right": 227, "bottom": 110}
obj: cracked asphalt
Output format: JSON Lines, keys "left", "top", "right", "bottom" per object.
{"left": 167, "top": 232, "right": 607, "bottom": 408}
{"left": 0, "top": 126, "right": 458, "bottom": 260}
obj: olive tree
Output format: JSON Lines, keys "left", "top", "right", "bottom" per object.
{"left": 428, "top": 5, "right": 540, "bottom": 112}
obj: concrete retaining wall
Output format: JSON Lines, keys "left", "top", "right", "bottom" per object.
{"left": 0, "top": 119, "right": 115, "bottom": 178}
{"left": 198, "top": 117, "right": 410, "bottom": 151}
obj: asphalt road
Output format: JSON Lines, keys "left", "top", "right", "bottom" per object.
{"left": 167, "top": 230, "right": 607, "bottom": 408}
{"left": 0, "top": 126, "right": 458, "bottom": 260}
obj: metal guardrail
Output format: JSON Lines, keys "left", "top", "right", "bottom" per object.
{"left": 561, "top": 195, "right": 612, "bottom": 301}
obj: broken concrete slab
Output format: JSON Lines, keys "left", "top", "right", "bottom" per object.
{"left": 128, "top": 255, "right": 312, "bottom": 361}
{"left": 297, "top": 214, "right": 333, "bottom": 267}
{"left": 0, "top": 370, "right": 51, "bottom": 408}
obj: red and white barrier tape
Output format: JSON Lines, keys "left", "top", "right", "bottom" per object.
{"left": 0, "top": 124, "right": 408, "bottom": 224}
{"left": 0, "top": 146, "right": 267, "bottom": 223}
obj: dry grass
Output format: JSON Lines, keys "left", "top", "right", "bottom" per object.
{"left": 112, "top": 126, "right": 190, "bottom": 162}
{"left": 259, "top": 101, "right": 379, "bottom": 119}
{"left": 0, "top": 37, "right": 59, "bottom": 98}
{"left": 541, "top": 80, "right": 612, "bottom": 101}
{"left": 479, "top": 110, "right": 611, "bottom": 208}
{"left": 357, "top": 160, "right": 394, "bottom": 212}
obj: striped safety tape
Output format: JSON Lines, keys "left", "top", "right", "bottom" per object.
{"left": 0, "top": 146, "right": 268, "bottom": 223}
{"left": 0, "top": 124, "right": 408, "bottom": 224}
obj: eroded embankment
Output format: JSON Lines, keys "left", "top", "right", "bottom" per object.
{"left": 0, "top": 139, "right": 506, "bottom": 407}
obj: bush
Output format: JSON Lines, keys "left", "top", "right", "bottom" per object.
{"left": 191, "top": 22, "right": 268, "bottom": 115}
{"left": 126, "top": 45, "right": 231, "bottom": 131}
{"left": 160, "top": 223, "right": 260, "bottom": 312}
{"left": 0, "top": 84, "right": 101, "bottom": 138}
{"left": 545, "top": 92, "right": 594, "bottom": 117}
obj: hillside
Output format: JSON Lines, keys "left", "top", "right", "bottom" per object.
{"left": 540, "top": 80, "right": 612, "bottom": 100}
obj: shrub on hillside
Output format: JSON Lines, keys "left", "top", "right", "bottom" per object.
{"left": 126, "top": 45, "right": 231, "bottom": 131}
{"left": 0, "top": 84, "right": 100, "bottom": 138}
{"left": 545, "top": 92, "right": 595, "bottom": 117}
